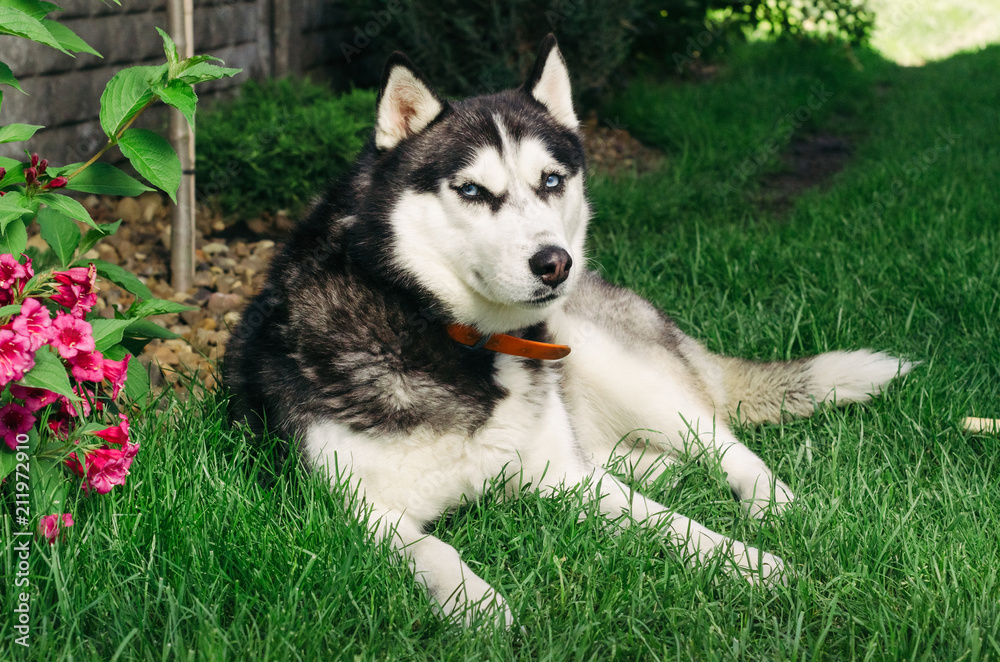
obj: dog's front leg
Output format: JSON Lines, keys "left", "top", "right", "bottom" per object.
{"left": 370, "top": 508, "right": 514, "bottom": 628}
{"left": 543, "top": 467, "right": 786, "bottom": 586}
{"left": 690, "top": 426, "right": 795, "bottom": 519}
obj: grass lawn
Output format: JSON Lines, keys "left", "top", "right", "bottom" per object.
{"left": 4, "top": 38, "right": 1000, "bottom": 661}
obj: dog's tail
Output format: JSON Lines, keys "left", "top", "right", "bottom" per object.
{"left": 715, "top": 350, "right": 913, "bottom": 425}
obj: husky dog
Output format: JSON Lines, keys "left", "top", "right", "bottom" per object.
{"left": 225, "top": 35, "right": 909, "bottom": 626}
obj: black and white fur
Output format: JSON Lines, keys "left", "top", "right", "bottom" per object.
{"left": 225, "top": 36, "right": 910, "bottom": 627}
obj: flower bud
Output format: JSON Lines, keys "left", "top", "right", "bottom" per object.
{"left": 24, "top": 167, "right": 37, "bottom": 185}
{"left": 38, "top": 159, "right": 48, "bottom": 175}
{"left": 0, "top": 167, "right": 6, "bottom": 180}
{"left": 31, "top": 153, "right": 39, "bottom": 168}
{"left": 44, "top": 176, "right": 69, "bottom": 190}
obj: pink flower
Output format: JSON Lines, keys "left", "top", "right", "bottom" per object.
{"left": 0, "top": 402, "right": 35, "bottom": 450}
{"left": 102, "top": 354, "right": 130, "bottom": 399}
{"left": 0, "top": 254, "right": 32, "bottom": 306}
{"left": 51, "top": 265, "right": 98, "bottom": 317}
{"left": 58, "top": 386, "right": 101, "bottom": 419}
{"left": 0, "top": 254, "right": 28, "bottom": 289}
{"left": 48, "top": 416, "right": 72, "bottom": 439}
{"left": 53, "top": 265, "right": 97, "bottom": 290}
{"left": 0, "top": 329, "right": 35, "bottom": 387}
{"left": 94, "top": 414, "right": 130, "bottom": 446}
{"left": 50, "top": 313, "right": 95, "bottom": 360}
{"left": 12, "top": 298, "right": 54, "bottom": 351}
{"left": 67, "top": 428, "right": 139, "bottom": 495}
{"left": 70, "top": 349, "right": 105, "bottom": 382}
{"left": 39, "top": 515, "right": 59, "bottom": 542}
{"left": 38, "top": 513, "right": 74, "bottom": 544}
{"left": 8, "top": 385, "right": 59, "bottom": 412}
{"left": 50, "top": 283, "right": 97, "bottom": 318}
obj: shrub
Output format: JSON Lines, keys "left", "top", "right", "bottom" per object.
{"left": 633, "top": 0, "right": 874, "bottom": 75}
{"left": 740, "top": 0, "right": 874, "bottom": 44}
{"left": 630, "top": 0, "right": 743, "bottom": 66}
{"left": 1, "top": 12, "right": 238, "bottom": 536}
{"left": 195, "top": 79, "right": 375, "bottom": 219}
{"left": 344, "top": 0, "right": 639, "bottom": 99}
{"left": 345, "top": 0, "right": 873, "bottom": 97}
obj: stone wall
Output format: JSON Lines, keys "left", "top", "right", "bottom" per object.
{"left": 0, "top": 0, "right": 351, "bottom": 162}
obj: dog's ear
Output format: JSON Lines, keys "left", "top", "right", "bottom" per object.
{"left": 522, "top": 34, "right": 577, "bottom": 130}
{"left": 375, "top": 52, "right": 446, "bottom": 151}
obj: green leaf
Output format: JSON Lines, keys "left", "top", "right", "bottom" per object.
{"left": 0, "top": 61, "right": 25, "bottom": 93}
{"left": 155, "top": 79, "right": 197, "bottom": 129}
{"left": 91, "top": 258, "right": 153, "bottom": 300}
{"left": 101, "top": 343, "right": 127, "bottom": 361}
{"left": 0, "top": 214, "right": 27, "bottom": 254}
{"left": 0, "top": 303, "right": 22, "bottom": 317}
{"left": 75, "top": 421, "right": 114, "bottom": 437}
{"left": 129, "top": 297, "right": 195, "bottom": 318}
{"left": 98, "top": 65, "right": 165, "bottom": 137}
{"left": 30, "top": 456, "right": 71, "bottom": 519}
{"left": 90, "top": 318, "right": 135, "bottom": 352}
{"left": 1, "top": 0, "right": 62, "bottom": 21}
{"left": 176, "top": 53, "right": 221, "bottom": 70}
{"left": 0, "top": 446, "right": 18, "bottom": 483}
{"left": 77, "top": 219, "right": 121, "bottom": 257}
{"left": 156, "top": 26, "right": 179, "bottom": 65}
{"left": 117, "top": 128, "right": 181, "bottom": 203}
{"left": 60, "top": 162, "right": 152, "bottom": 196}
{"left": 41, "top": 17, "right": 101, "bottom": 57}
{"left": 36, "top": 191, "right": 98, "bottom": 229}
{"left": 36, "top": 206, "right": 80, "bottom": 267}
{"left": 0, "top": 122, "right": 43, "bottom": 143}
{"left": 119, "top": 336, "right": 154, "bottom": 356}
{"left": 0, "top": 193, "right": 34, "bottom": 231}
{"left": 0, "top": 156, "right": 24, "bottom": 186}
{"left": 0, "top": 6, "right": 68, "bottom": 53}
{"left": 176, "top": 61, "right": 241, "bottom": 85}
{"left": 125, "top": 353, "right": 150, "bottom": 403}
{"left": 19, "top": 345, "right": 77, "bottom": 400}
{"left": 124, "top": 318, "right": 179, "bottom": 340}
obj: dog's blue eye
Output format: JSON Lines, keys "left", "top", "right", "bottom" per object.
{"left": 460, "top": 183, "right": 480, "bottom": 197}
{"left": 545, "top": 174, "right": 562, "bottom": 188}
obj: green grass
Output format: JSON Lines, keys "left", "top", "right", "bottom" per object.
{"left": 5, "top": 40, "right": 1000, "bottom": 660}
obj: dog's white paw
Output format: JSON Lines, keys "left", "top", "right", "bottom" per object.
{"left": 739, "top": 474, "right": 794, "bottom": 519}
{"left": 729, "top": 543, "right": 788, "bottom": 587}
{"left": 439, "top": 576, "right": 514, "bottom": 629}
{"left": 463, "top": 593, "right": 515, "bottom": 630}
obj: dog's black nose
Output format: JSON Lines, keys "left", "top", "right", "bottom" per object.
{"left": 529, "top": 245, "right": 572, "bottom": 287}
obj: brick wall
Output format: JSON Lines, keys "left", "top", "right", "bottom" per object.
{"left": 0, "top": 0, "right": 352, "bottom": 162}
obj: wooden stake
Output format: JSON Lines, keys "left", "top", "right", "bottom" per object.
{"left": 168, "top": 0, "right": 196, "bottom": 293}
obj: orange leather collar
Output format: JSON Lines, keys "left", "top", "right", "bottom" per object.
{"left": 446, "top": 323, "right": 571, "bottom": 361}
